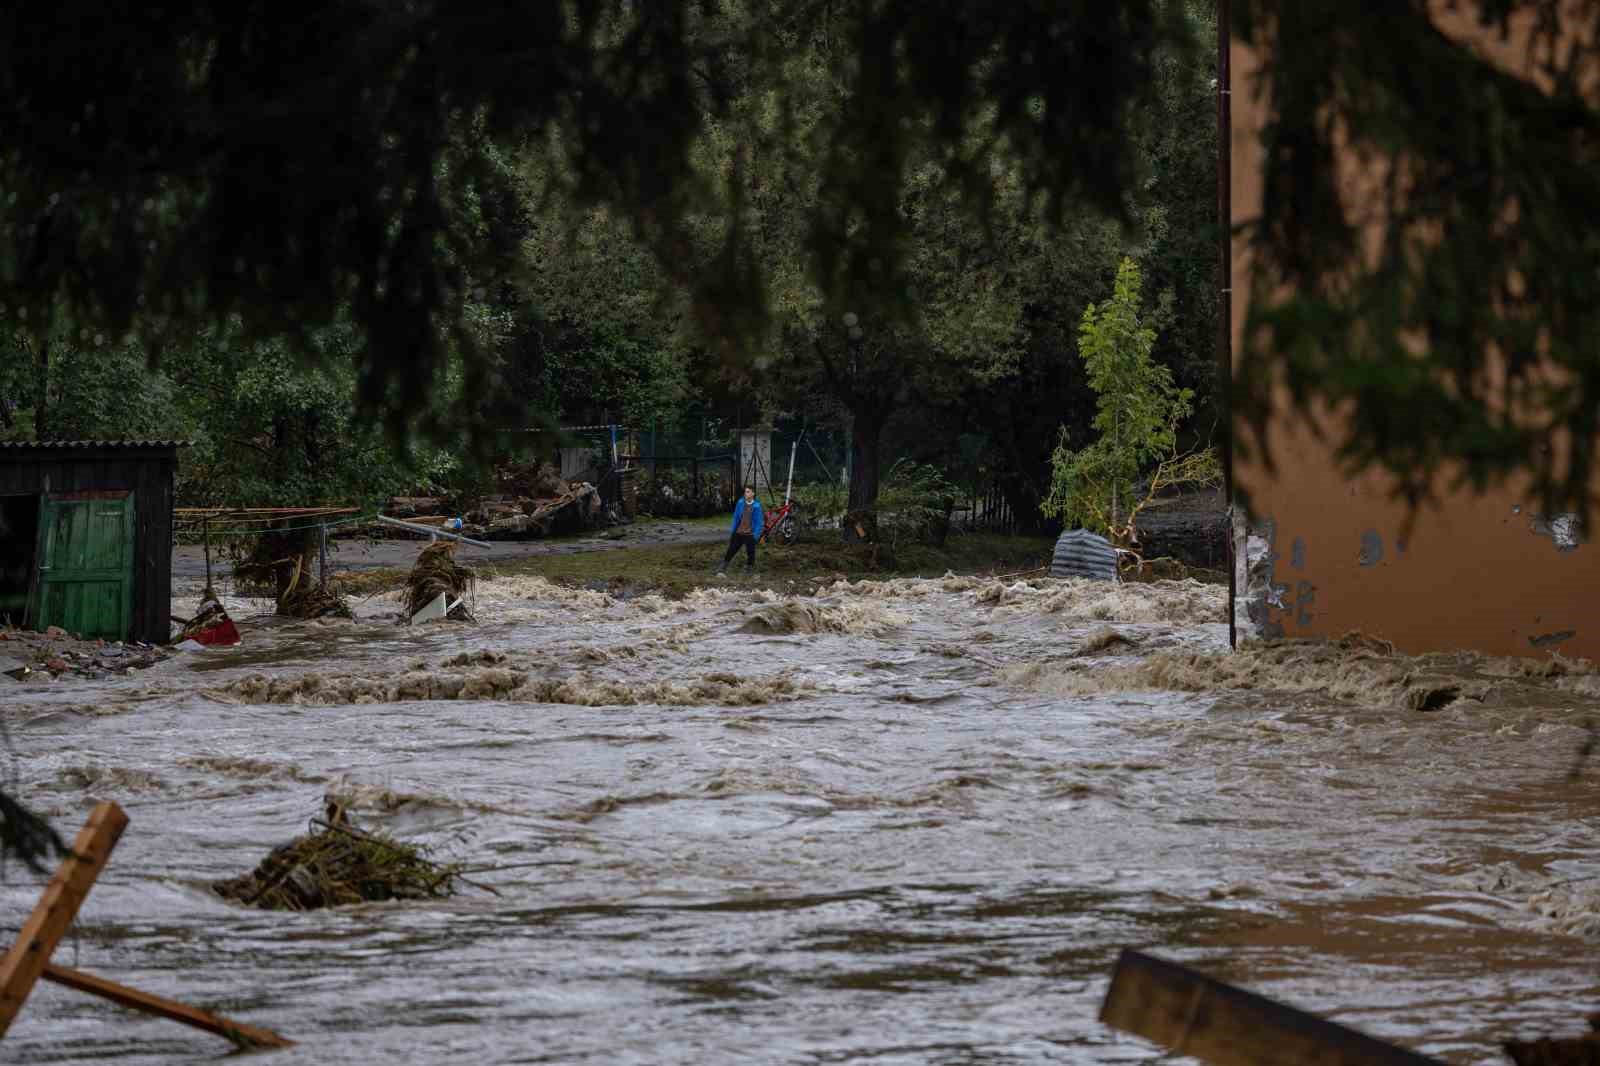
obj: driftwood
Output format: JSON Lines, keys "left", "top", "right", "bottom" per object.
{"left": 385, "top": 496, "right": 446, "bottom": 517}
{"left": 0, "top": 802, "right": 127, "bottom": 1037}
{"left": 471, "top": 484, "right": 600, "bottom": 539}
{"left": 0, "top": 802, "right": 293, "bottom": 1049}
{"left": 1100, "top": 949, "right": 1443, "bottom": 1066}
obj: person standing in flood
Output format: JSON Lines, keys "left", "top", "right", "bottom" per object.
{"left": 717, "top": 485, "right": 764, "bottom": 576}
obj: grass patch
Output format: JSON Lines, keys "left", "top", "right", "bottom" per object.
{"left": 482, "top": 532, "right": 1054, "bottom": 598}
{"left": 325, "top": 528, "right": 1054, "bottom": 601}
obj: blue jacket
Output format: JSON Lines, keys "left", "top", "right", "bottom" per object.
{"left": 730, "top": 498, "right": 764, "bottom": 539}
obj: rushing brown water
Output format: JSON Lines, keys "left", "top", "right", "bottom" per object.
{"left": 3, "top": 574, "right": 1597, "bottom": 1064}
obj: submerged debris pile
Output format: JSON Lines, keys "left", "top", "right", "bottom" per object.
{"left": 468, "top": 461, "right": 602, "bottom": 538}
{"left": 406, "top": 541, "right": 475, "bottom": 621}
{"left": 232, "top": 532, "right": 351, "bottom": 619}
{"left": 213, "top": 810, "right": 457, "bottom": 911}
{"left": 278, "top": 580, "right": 352, "bottom": 621}
{"left": 1, "top": 625, "right": 169, "bottom": 680}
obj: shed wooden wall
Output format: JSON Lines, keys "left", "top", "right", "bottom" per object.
{"left": 0, "top": 448, "right": 177, "bottom": 644}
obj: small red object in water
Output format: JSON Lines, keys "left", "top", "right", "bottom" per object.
{"left": 190, "top": 617, "right": 241, "bottom": 647}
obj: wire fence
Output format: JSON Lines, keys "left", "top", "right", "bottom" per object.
{"left": 953, "top": 478, "right": 1017, "bottom": 534}
{"left": 615, "top": 455, "right": 737, "bottom": 517}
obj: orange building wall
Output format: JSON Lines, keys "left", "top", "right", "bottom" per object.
{"left": 1229, "top": 15, "right": 1598, "bottom": 660}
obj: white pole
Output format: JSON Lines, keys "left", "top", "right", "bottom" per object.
{"left": 375, "top": 514, "right": 492, "bottom": 548}
{"left": 785, "top": 440, "right": 798, "bottom": 504}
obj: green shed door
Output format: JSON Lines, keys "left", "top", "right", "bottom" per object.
{"left": 35, "top": 492, "right": 135, "bottom": 641}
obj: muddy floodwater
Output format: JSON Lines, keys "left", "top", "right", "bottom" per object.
{"left": 4, "top": 573, "right": 1598, "bottom": 1064}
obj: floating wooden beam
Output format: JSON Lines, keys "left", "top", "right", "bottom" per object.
{"left": 42, "top": 963, "right": 293, "bottom": 1049}
{"left": 1100, "top": 949, "right": 1445, "bottom": 1066}
{"left": 0, "top": 801, "right": 127, "bottom": 1037}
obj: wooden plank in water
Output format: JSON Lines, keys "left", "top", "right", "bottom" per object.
{"left": 42, "top": 964, "right": 294, "bottom": 1049}
{"left": 0, "top": 801, "right": 127, "bottom": 1037}
{"left": 1100, "top": 948, "right": 1445, "bottom": 1066}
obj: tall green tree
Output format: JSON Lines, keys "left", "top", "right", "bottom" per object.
{"left": 1042, "top": 257, "right": 1215, "bottom": 544}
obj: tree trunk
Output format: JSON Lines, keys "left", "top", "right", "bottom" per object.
{"left": 846, "top": 409, "right": 884, "bottom": 514}
{"left": 842, "top": 407, "right": 885, "bottom": 542}
{"left": 32, "top": 337, "right": 49, "bottom": 440}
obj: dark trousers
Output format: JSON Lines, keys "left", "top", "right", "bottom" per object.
{"left": 722, "top": 532, "right": 757, "bottom": 567}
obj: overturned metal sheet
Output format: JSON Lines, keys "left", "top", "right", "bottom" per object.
{"left": 1050, "top": 529, "right": 1118, "bottom": 582}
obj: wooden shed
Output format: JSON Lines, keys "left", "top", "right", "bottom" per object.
{"left": 0, "top": 441, "right": 184, "bottom": 644}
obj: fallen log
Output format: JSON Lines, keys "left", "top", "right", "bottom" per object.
{"left": 385, "top": 496, "right": 446, "bottom": 517}
{"left": 42, "top": 964, "right": 293, "bottom": 1050}
{"left": 1100, "top": 949, "right": 1443, "bottom": 1066}
{"left": 0, "top": 802, "right": 294, "bottom": 1050}
{"left": 0, "top": 801, "right": 127, "bottom": 1036}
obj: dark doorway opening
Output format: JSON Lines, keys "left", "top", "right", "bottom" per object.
{"left": 0, "top": 493, "right": 41, "bottom": 626}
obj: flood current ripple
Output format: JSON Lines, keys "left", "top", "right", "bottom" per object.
{"left": 2, "top": 574, "right": 1597, "bottom": 1063}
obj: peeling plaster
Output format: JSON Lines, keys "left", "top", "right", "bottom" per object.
{"left": 1294, "top": 580, "right": 1316, "bottom": 627}
{"left": 1235, "top": 513, "right": 1285, "bottom": 641}
{"left": 1358, "top": 529, "right": 1384, "bottom": 566}
{"left": 1290, "top": 537, "right": 1306, "bottom": 570}
{"left": 1531, "top": 513, "right": 1584, "bottom": 553}
{"left": 1529, "top": 629, "right": 1578, "bottom": 649}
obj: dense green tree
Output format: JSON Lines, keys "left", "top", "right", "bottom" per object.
{"left": 1041, "top": 257, "right": 1218, "bottom": 544}
{"left": 162, "top": 326, "right": 464, "bottom": 507}
{"left": 1233, "top": 1, "right": 1600, "bottom": 517}
{"left": 0, "top": 326, "right": 175, "bottom": 442}
{"left": 1, "top": 0, "right": 1187, "bottom": 445}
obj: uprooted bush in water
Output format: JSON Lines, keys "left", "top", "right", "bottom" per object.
{"left": 213, "top": 809, "right": 457, "bottom": 910}
{"left": 406, "top": 541, "right": 475, "bottom": 621}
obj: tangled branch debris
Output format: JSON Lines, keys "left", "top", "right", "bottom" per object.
{"left": 212, "top": 808, "right": 457, "bottom": 911}
{"left": 405, "top": 541, "right": 475, "bottom": 621}
{"left": 233, "top": 532, "right": 351, "bottom": 619}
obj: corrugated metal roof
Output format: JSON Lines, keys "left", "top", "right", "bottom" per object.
{"left": 0, "top": 439, "right": 191, "bottom": 449}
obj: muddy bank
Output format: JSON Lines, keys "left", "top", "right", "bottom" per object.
{"left": 171, "top": 518, "right": 729, "bottom": 586}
